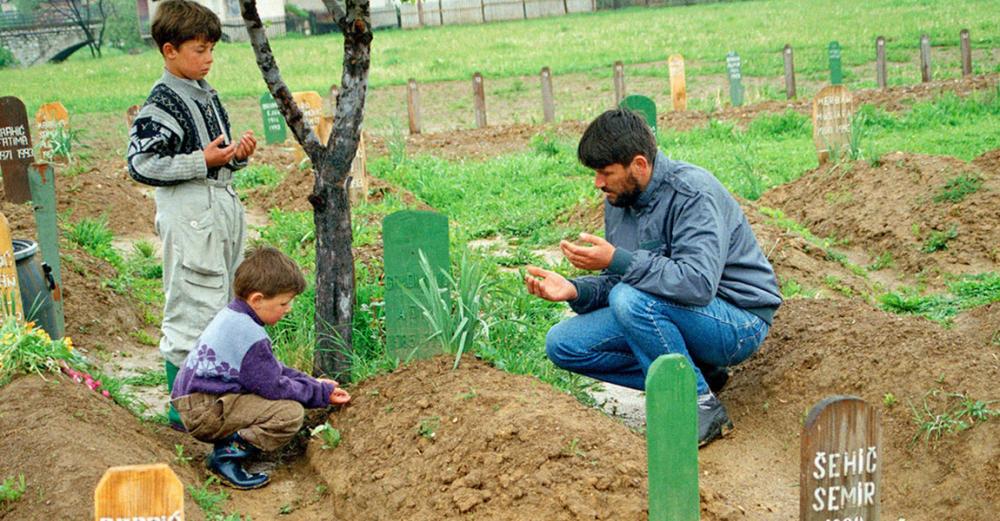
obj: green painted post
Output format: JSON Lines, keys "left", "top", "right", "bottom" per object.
{"left": 619, "top": 94, "right": 657, "bottom": 134}
{"left": 27, "top": 162, "right": 65, "bottom": 339}
{"left": 725, "top": 52, "right": 744, "bottom": 107}
{"left": 259, "top": 92, "right": 288, "bottom": 145}
{"left": 646, "top": 354, "right": 699, "bottom": 521}
{"left": 383, "top": 210, "right": 450, "bottom": 363}
{"left": 829, "top": 41, "right": 843, "bottom": 85}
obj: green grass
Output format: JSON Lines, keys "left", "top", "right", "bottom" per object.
{"left": 910, "top": 389, "right": 999, "bottom": 443}
{"left": 879, "top": 272, "right": 1000, "bottom": 324}
{"left": 922, "top": 225, "right": 958, "bottom": 253}
{"left": 0, "top": 475, "right": 26, "bottom": 506}
{"left": 933, "top": 173, "right": 984, "bottom": 204}
{"left": 233, "top": 164, "right": 286, "bottom": 191}
{"left": 3, "top": 0, "right": 997, "bottom": 115}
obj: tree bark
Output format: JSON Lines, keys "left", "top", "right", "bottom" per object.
{"left": 240, "top": 0, "right": 371, "bottom": 381}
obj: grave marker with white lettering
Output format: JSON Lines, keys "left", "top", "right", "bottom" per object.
{"left": 668, "top": 54, "right": 687, "bottom": 112}
{"left": 35, "top": 102, "right": 69, "bottom": 162}
{"left": 292, "top": 91, "right": 325, "bottom": 164}
{"left": 259, "top": 92, "right": 288, "bottom": 145}
{"left": 800, "top": 396, "right": 881, "bottom": 521}
{"left": 811, "top": 85, "right": 853, "bottom": 164}
{"left": 828, "top": 41, "right": 843, "bottom": 85}
{"left": 0, "top": 212, "right": 23, "bottom": 321}
{"left": 0, "top": 96, "right": 35, "bottom": 203}
{"left": 94, "top": 463, "right": 184, "bottom": 521}
{"left": 726, "top": 52, "right": 744, "bottom": 107}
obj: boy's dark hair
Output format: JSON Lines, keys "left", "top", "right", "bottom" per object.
{"left": 151, "top": 0, "right": 222, "bottom": 54}
{"left": 577, "top": 109, "right": 658, "bottom": 169}
{"left": 234, "top": 246, "right": 306, "bottom": 300}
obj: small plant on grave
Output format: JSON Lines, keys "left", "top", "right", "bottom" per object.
{"left": 0, "top": 474, "right": 26, "bottom": 505}
{"left": 38, "top": 126, "right": 88, "bottom": 163}
{"left": 909, "top": 389, "right": 999, "bottom": 444}
{"left": 922, "top": 226, "right": 958, "bottom": 253}
{"left": 187, "top": 477, "right": 229, "bottom": 519}
{"left": 882, "top": 393, "right": 897, "bottom": 408}
{"left": 932, "top": 173, "right": 983, "bottom": 204}
{"left": 174, "top": 444, "right": 193, "bottom": 466}
{"left": 867, "top": 251, "right": 895, "bottom": 271}
{"left": 0, "top": 316, "right": 77, "bottom": 387}
{"left": 233, "top": 164, "right": 284, "bottom": 191}
{"left": 417, "top": 416, "right": 440, "bottom": 439}
{"left": 310, "top": 422, "right": 342, "bottom": 450}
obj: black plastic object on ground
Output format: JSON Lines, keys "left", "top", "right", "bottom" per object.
{"left": 13, "top": 239, "right": 61, "bottom": 338}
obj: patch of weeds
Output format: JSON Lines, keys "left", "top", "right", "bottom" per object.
{"left": 122, "top": 368, "right": 166, "bottom": 387}
{"left": 922, "top": 226, "right": 958, "bottom": 253}
{"left": 458, "top": 388, "right": 478, "bottom": 400}
{"left": 417, "top": 416, "right": 440, "bottom": 439}
{"left": 174, "top": 444, "right": 192, "bottom": 466}
{"left": 0, "top": 474, "right": 26, "bottom": 505}
{"left": 866, "top": 251, "right": 895, "bottom": 271}
{"left": 561, "top": 437, "right": 587, "bottom": 458}
{"left": 188, "top": 477, "right": 229, "bottom": 518}
{"left": 909, "top": 389, "right": 999, "bottom": 444}
{"left": 131, "top": 329, "right": 159, "bottom": 347}
{"left": 310, "top": 422, "right": 342, "bottom": 449}
{"left": 822, "top": 275, "right": 853, "bottom": 297}
{"left": 529, "top": 131, "right": 562, "bottom": 157}
{"left": 932, "top": 173, "right": 983, "bottom": 204}
{"left": 823, "top": 190, "right": 854, "bottom": 205}
{"left": 233, "top": 164, "right": 284, "bottom": 191}
{"left": 65, "top": 216, "right": 122, "bottom": 268}
{"left": 882, "top": 392, "right": 897, "bottom": 408}
{"left": 495, "top": 246, "right": 541, "bottom": 267}
{"left": 878, "top": 272, "right": 1000, "bottom": 324}
{"left": 780, "top": 278, "right": 818, "bottom": 299}
{"left": 38, "top": 126, "right": 88, "bottom": 163}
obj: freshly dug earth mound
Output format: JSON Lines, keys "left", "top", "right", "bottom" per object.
{"left": 761, "top": 150, "right": 1000, "bottom": 284}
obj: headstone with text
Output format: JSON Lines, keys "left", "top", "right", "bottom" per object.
{"left": 94, "top": 463, "right": 184, "bottom": 521}
{"left": 34, "top": 102, "right": 69, "bottom": 161}
{"left": 646, "top": 354, "right": 698, "bottom": 521}
{"left": 812, "top": 85, "right": 853, "bottom": 164}
{"left": 0, "top": 96, "right": 35, "bottom": 203}
{"left": 619, "top": 95, "right": 657, "bottom": 134}
{"left": 0, "top": 213, "right": 23, "bottom": 321}
{"left": 383, "top": 210, "right": 450, "bottom": 362}
{"left": 259, "top": 92, "right": 288, "bottom": 145}
{"left": 28, "top": 163, "right": 65, "bottom": 338}
{"left": 668, "top": 54, "right": 687, "bottom": 112}
{"left": 800, "top": 397, "right": 881, "bottom": 521}
{"left": 828, "top": 41, "right": 843, "bottom": 85}
{"left": 292, "top": 91, "right": 325, "bottom": 163}
{"left": 726, "top": 52, "right": 744, "bottom": 107}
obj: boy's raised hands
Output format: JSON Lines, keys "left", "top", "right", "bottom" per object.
{"left": 234, "top": 130, "right": 257, "bottom": 161}
{"left": 203, "top": 134, "right": 237, "bottom": 167}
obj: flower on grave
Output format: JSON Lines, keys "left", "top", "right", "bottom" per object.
{"left": 64, "top": 336, "right": 74, "bottom": 351}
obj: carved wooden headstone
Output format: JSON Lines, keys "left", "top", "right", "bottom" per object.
{"left": 646, "top": 354, "right": 698, "bottom": 521}
{"left": 812, "top": 85, "right": 853, "bottom": 164}
{"left": 35, "top": 102, "right": 69, "bottom": 161}
{"left": 323, "top": 84, "right": 337, "bottom": 145}
{"left": 126, "top": 105, "right": 141, "bottom": 129}
{"left": 259, "top": 92, "right": 288, "bottom": 145}
{"left": 407, "top": 79, "right": 422, "bottom": 134}
{"left": 875, "top": 37, "right": 887, "bottom": 90}
{"left": 0, "top": 96, "right": 35, "bottom": 203}
{"left": 828, "top": 41, "right": 843, "bottom": 85}
{"left": 668, "top": 54, "right": 687, "bottom": 112}
{"left": 919, "top": 34, "right": 931, "bottom": 83}
{"left": 94, "top": 463, "right": 184, "bottom": 521}
{"left": 472, "top": 73, "right": 487, "bottom": 128}
{"left": 613, "top": 61, "right": 625, "bottom": 106}
{"left": 28, "top": 163, "right": 64, "bottom": 338}
{"left": 540, "top": 67, "right": 555, "bottom": 123}
{"left": 349, "top": 132, "right": 369, "bottom": 205}
{"left": 292, "top": 91, "right": 325, "bottom": 163}
{"left": 0, "top": 212, "right": 23, "bottom": 321}
{"left": 725, "top": 51, "right": 744, "bottom": 107}
{"left": 383, "top": 210, "right": 450, "bottom": 362}
{"left": 784, "top": 44, "right": 797, "bottom": 99}
{"left": 800, "top": 397, "right": 881, "bottom": 521}
{"left": 960, "top": 29, "right": 971, "bottom": 77}
{"left": 619, "top": 95, "right": 657, "bottom": 134}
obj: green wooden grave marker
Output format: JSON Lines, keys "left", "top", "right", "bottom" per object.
{"left": 383, "top": 210, "right": 450, "bottom": 362}
{"left": 828, "top": 41, "right": 843, "bottom": 85}
{"left": 801, "top": 396, "right": 881, "bottom": 521}
{"left": 725, "top": 51, "right": 744, "bottom": 107}
{"left": 28, "top": 162, "right": 65, "bottom": 338}
{"left": 619, "top": 94, "right": 657, "bottom": 134}
{"left": 259, "top": 92, "right": 287, "bottom": 145}
{"left": 0, "top": 96, "right": 35, "bottom": 203}
{"left": 646, "top": 354, "right": 698, "bottom": 521}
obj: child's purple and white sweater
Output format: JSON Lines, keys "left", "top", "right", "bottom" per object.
{"left": 172, "top": 299, "right": 334, "bottom": 408}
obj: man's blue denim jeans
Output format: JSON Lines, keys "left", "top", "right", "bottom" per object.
{"left": 546, "top": 283, "right": 769, "bottom": 395}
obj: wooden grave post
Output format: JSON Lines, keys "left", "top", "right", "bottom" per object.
{"left": 323, "top": 84, "right": 338, "bottom": 144}
{"left": 646, "top": 354, "right": 698, "bottom": 521}
{"left": 800, "top": 397, "right": 881, "bottom": 521}
{"left": 27, "top": 163, "right": 64, "bottom": 338}
{"left": 383, "top": 210, "right": 449, "bottom": 362}
{"left": 812, "top": 85, "right": 853, "bottom": 164}
{"left": 620, "top": 94, "right": 657, "bottom": 134}
{"left": 407, "top": 79, "right": 422, "bottom": 134}
{"left": 783, "top": 44, "right": 797, "bottom": 99}
{"left": 920, "top": 34, "right": 932, "bottom": 83}
{"left": 725, "top": 51, "right": 744, "bottom": 107}
{"left": 291, "top": 91, "right": 324, "bottom": 164}
{"left": 828, "top": 41, "right": 843, "bottom": 85}
{"left": 668, "top": 54, "right": 687, "bottom": 112}
{"left": 540, "top": 67, "right": 555, "bottom": 123}
{"left": 0, "top": 96, "right": 35, "bottom": 203}
{"left": 613, "top": 61, "right": 626, "bottom": 106}
{"left": 259, "top": 92, "right": 288, "bottom": 145}
{"left": 472, "top": 72, "right": 487, "bottom": 128}
{"left": 0, "top": 213, "right": 23, "bottom": 322}
{"left": 35, "top": 102, "right": 69, "bottom": 162}
{"left": 960, "top": 29, "right": 971, "bottom": 77}
{"left": 875, "top": 36, "right": 887, "bottom": 90}
{"left": 125, "top": 105, "right": 141, "bottom": 129}
{"left": 94, "top": 463, "right": 184, "bottom": 521}
{"left": 349, "top": 132, "right": 369, "bottom": 206}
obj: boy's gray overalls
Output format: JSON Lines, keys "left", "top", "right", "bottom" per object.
{"left": 127, "top": 70, "right": 246, "bottom": 422}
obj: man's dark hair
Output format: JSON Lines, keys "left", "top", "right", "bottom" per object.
{"left": 577, "top": 109, "right": 658, "bottom": 169}
{"left": 151, "top": 0, "right": 222, "bottom": 54}
{"left": 233, "top": 246, "right": 307, "bottom": 300}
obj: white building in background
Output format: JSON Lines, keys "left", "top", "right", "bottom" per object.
{"left": 136, "top": 0, "right": 287, "bottom": 42}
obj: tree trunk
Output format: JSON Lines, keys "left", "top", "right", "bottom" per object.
{"left": 241, "top": 0, "right": 371, "bottom": 381}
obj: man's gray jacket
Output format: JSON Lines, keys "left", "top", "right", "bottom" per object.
{"left": 569, "top": 151, "right": 782, "bottom": 324}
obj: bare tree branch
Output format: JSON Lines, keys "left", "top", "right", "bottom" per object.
{"left": 238, "top": 0, "right": 324, "bottom": 158}
{"left": 320, "top": 0, "right": 347, "bottom": 27}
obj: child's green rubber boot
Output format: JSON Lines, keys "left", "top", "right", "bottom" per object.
{"left": 165, "top": 360, "right": 185, "bottom": 431}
